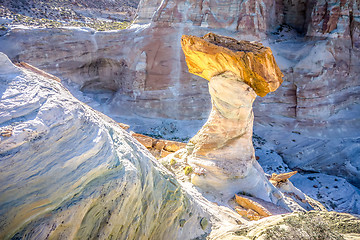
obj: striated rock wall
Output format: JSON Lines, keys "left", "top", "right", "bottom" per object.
{"left": 0, "top": 52, "right": 212, "bottom": 239}
{"left": 136, "top": 0, "right": 278, "bottom": 35}
{"left": 0, "top": 26, "right": 211, "bottom": 120}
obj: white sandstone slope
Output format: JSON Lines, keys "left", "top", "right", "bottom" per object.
{"left": 0, "top": 52, "right": 213, "bottom": 240}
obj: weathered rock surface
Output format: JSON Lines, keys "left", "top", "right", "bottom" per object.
{"left": 2, "top": 51, "right": 358, "bottom": 239}
{"left": 0, "top": 26, "right": 211, "bottom": 121}
{"left": 256, "top": 142, "right": 360, "bottom": 214}
{"left": 230, "top": 211, "right": 360, "bottom": 240}
{"left": 181, "top": 33, "right": 283, "bottom": 97}
{"left": 131, "top": 132, "right": 186, "bottom": 158}
{"left": 0, "top": 52, "right": 213, "bottom": 239}
{"left": 0, "top": 0, "right": 359, "bottom": 190}
{"left": 136, "top": 0, "right": 278, "bottom": 35}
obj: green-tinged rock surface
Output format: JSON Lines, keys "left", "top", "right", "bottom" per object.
{"left": 234, "top": 211, "right": 360, "bottom": 240}
{"left": 0, "top": 52, "right": 210, "bottom": 240}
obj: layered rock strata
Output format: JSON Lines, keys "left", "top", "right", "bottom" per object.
{"left": 180, "top": 33, "right": 285, "bottom": 203}
{"left": 0, "top": 52, "right": 213, "bottom": 239}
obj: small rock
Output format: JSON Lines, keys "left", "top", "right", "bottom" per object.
{"left": 118, "top": 122, "right": 130, "bottom": 130}
{"left": 160, "top": 149, "right": 172, "bottom": 158}
{"left": 0, "top": 129, "right": 12, "bottom": 137}
{"left": 164, "top": 140, "right": 186, "bottom": 152}
{"left": 270, "top": 171, "right": 297, "bottom": 186}
{"left": 131, "top": 133, "right": 153, "bottom": 148}
{"left": 154, "top": 140, "right": 165, "bottom": 150}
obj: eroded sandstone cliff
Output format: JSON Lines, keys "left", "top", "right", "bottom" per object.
{"left": 0, "top": 52, "right": 212, "bottom": 239}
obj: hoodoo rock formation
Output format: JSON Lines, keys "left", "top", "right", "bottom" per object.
{"left": 0, "top": 0, "right": 359, "bottom": 213}
{"left": 180, "top": 33, "right": 285, "bottom": 202}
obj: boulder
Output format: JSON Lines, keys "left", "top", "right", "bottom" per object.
{"left": 181, "top": 33, "right": 283, "bottom": 97}
{"left": 131, "top": 132, "right": 154, "bottom": 148}
{"left": 235, "top": 195, "right": 272, "bottom": 218}
{"left": 164, "top": 140, "right": 186, "bottom": 152}
{"left": 269, "top": 171, "right": 298, "bottom": 187}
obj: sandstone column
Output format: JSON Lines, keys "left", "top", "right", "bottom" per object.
{"left": 181, "top": 33, "right": 284, "bottom": 203}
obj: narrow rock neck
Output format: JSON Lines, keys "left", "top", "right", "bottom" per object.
{"left": 189, "top": 72, "right": 257, "bottom": 158}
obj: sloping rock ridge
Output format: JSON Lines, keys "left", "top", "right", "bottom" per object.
{"left": 0, "top": 52, "right": 211, "bottom": 239}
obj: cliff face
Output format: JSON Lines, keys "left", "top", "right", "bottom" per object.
{"left": 0, "top": 0, "right": 359, "bottom": 188}
{"left": 136, "top": 0, "right": 278, "bottom": 35}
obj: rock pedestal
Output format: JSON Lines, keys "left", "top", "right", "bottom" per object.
{"left": 181, "top": 33, "right": 284, "bottom": 202}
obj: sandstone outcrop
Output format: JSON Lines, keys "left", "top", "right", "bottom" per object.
{"left": 180, "top": 33, "right": 286, "bottom": 203}
{"left": 181, "top": 33, "right": 283, "bottom": 97}
{"left": 131, "top": 132, "right": 186, "bottom": 158}
{"left": 0, "top": 52, "right": 213, "bottom": 239}
{"left": 136, "top": 0, "right": 278, "bottom": 35}
{"left": 269, "top": 171, "right": 297, "bottom": 187}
